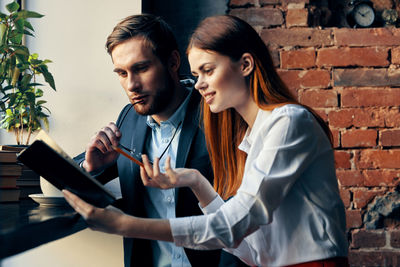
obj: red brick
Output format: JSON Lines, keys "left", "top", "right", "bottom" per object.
{"left": 381, "top": 130, "right": 400, "bottom": 147}
{"left": 386, "top": 107, "right": 400, "bottom": 127}
{"left": 328, "top": 109, "right": 354, "bottom": 128}
{"left": 229, "top": 8, "right": 284, "bottom": 27}
{"left": 353, "top": 189, "right": 384, "bottom": 209}
{"left": 261, "top": 28, "right": 333, "bottom": 47}
{"left": 299, "top": 89, "right": 337, "bottom": 108}
{"left": 229, "top": 0, "right": 256, "bottom": 6}
{"left": 317, "top": 47, "right": 389, "bottom": 67}
{"left": 286, "top": 8, "right": 308, "bottom": 27}
{"left": 278, "top": 69, "right": 331, "bottom": 90}
{"left": 334, "top": 150, "right": 351, "bottom": 169}
{"left": 333, "top": 69, "right": 400, "bottom": 87}
{"left": 352, "top": 230, "right": 386, "bottom": 248}
{"left": 392, "top": 47, "right": 400, "bottom": 65}
{"left": 268, "top": 45, "right": 280, "bottom": 67}
{"left": 341, "top": 89, "right": 400, "bottom": 108}
{"left": 336, "top": 170, "right": 363, "bottom": 187}
{"left": 281, "top": 0, "right": 309, "bottom": 4}
{"left": 280, "top": 49, "right": 315, "bottom": 69}
{"left": 364, "top": 169, "right": 400, "bottom": 187}
{"left": 391, "top": 230, "right": 400, "bottom": 248}
{"left": 340, "top": 188, "right": 351, "bottom": 208}
{"left": 313, "top": 108, "right": 328, "bottom": 122}
{"left": 346, "top": 209, "right": 362, "bottom": 229}
{"left": 331, "top": 129, "right": 340, "bottom": 148}
{"left": 348, "top": 251, "right": 400, "bottom": 267}
{"left": 353, "top": 108, "right": 386, "bottom": 128}
{"left": 341, "top": 129, "right": 377, "bottom": 148}
{"left": 260, "top": 0, "right": 281, "bottom": 4}
{"left": 335, "top": 28, "right": 400, "bottom": 46}
{"left": 357, "top": 150, "right": 400, "bottom": 169}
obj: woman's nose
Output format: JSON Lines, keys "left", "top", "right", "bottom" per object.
{"left": 194, "top": 77, "right": 206, "bottom": 91}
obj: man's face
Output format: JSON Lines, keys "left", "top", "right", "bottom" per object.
{"left": 111, "top": 37, "right": 174, "bottom": 116}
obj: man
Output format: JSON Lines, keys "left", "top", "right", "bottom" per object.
{"left": 75, "top": 14, "right": 246, "bottom": 267}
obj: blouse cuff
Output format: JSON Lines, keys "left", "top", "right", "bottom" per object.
{"left": 169, "top": 217, "right": 194, "bottom": 247}
{"left": 198, "top": 195, "right": 224, "bottom": 214}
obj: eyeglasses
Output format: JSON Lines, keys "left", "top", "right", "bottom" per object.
{"left": 114, "top": 103, "right": 183, "bottom": 166}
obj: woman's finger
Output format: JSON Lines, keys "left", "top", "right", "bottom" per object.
{"left": 141, "top": 154, "right": 153, "bottom": 177}
{"left": 140, "top": 166, "right": 152, "bottom": 186}
{"left": 153, "top": 157, "right": 161, "bottom": 177}
{"left": 63, "top": 189, "right": 94, "bottom": 219}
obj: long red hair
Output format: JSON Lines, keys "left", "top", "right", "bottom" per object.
{"left": 188, "top": 15, "right": 332, "bottom": 199}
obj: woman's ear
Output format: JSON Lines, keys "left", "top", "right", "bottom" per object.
{"left": 168, "top": 50, "right": 181, "bottom": 73}
{"left": 240, "top": 53, "right": 254, "bottom": 77}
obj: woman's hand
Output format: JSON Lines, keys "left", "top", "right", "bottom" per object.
{"left": 140, "top": 155, "right": 218, "bottom": 208}
{"left": 63, "top": 189, "right": 174, "bottom": 241}
{"left": 63, "top": 189, "right": 125, "bottom": 235}
{"left": 139, "top": 155, "right": 201, "bottom": 190}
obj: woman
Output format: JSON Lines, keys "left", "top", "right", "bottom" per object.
{"left": 64, "top": 15, "right": 349, "bottom": 267}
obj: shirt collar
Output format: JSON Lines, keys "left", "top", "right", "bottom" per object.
{"left": 146, "top": 80, "right": 193, "bottom": 130}
{"left": 238, "top": 109, "right": 271, "bottom": 153}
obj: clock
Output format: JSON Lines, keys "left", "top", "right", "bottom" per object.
{"left": 350, "top": 1, "right": 375, "bottom": 27}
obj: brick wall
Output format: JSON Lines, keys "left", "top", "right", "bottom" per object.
{"left": 228, "top": 1, "right": 400, "bottom": 266}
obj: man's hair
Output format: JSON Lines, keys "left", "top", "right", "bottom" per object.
{"left": 106, "top": 14, "right": 179, "bottom": 63}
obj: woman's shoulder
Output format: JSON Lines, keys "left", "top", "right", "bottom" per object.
{"left": 267, "top": 104, "right": 313, "bottom": 123}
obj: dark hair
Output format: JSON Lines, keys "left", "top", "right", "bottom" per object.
{"left": 188, "top": 15, "right": 333, "bottom": 199}
{"left": 106, "top": 14, "right": 178, "bottom": 63}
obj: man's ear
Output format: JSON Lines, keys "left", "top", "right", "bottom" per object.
{"left": 168, "top": 50, "right": 180, "bottom": 73}
{"left": 241, "top": 53, "right": 254, "bottom": 77}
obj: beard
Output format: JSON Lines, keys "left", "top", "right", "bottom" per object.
{"left": 133, "top": 71, "right": 175, "bottom": 116}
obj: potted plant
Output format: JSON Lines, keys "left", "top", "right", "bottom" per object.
{"left": 0, "top": 1, "right": 56, "bottom": 145}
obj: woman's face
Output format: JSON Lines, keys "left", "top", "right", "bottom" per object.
{"left": 188, "top": 47, "right": 251, "bottom": 113}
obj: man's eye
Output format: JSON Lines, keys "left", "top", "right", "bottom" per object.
{"left": 135, "top": 65, "right": 149, "bottom": 73}
{"left": 118, "top": 72, "right": 127, "bottom": 77}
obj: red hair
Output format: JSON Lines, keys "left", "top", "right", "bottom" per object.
{"left": 189, "top": 15, "right": 332, "bottom": 199}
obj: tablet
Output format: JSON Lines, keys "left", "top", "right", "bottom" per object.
{"left": 17, "top": 131, "right": 116, "bottom": 208}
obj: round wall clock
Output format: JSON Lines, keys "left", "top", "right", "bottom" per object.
{"left": 350, "top": 1, "right": 376, "bottom": 27}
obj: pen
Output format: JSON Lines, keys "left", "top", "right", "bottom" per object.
{"left": 112, "top": 145, "right": 144, "bottom": 167}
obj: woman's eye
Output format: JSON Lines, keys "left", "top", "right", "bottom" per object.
{"left": 204, "top": 69, "right": 213, "bottom": 75}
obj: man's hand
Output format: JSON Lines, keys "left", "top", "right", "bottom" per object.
{"left": 83, "top": 122, "right": 121, "bottom": 172}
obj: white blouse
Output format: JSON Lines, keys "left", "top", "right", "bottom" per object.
{"left": 169, "top": 105, "right": 348, "bottom": 267}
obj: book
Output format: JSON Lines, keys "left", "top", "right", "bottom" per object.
{"left": 0, "top": 164, "right": 22, "bottom": 176}
{"left": 0, "top": 188, "right": 21, "bottom": 202}
{"left": 0, "top": 145, "right": 25, "bottom": 152}
{"left": 0, "top": 176, "right": 18, "bottom": 188}
{"left": 17, "top": 130, "right": 116, "bottom": 208}
{"left": 0, "top": 151, "right": 18, "bottom": 163}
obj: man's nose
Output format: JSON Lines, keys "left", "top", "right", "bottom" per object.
{"left": 127, "top": 74, "right": 141, "bottom": 92}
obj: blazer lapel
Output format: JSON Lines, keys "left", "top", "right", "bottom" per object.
{"left": 176, "top": 91, "right": 201, "bottom": 168}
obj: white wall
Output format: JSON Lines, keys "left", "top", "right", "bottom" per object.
{"left": 1, "top": 0, "right": 141, "bottom": 266}
{"left": 1, "top": 0, "right": 140, "bottom": 156}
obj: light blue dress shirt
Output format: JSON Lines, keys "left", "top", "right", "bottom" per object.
{"left": 144, "top": 87, "right": 192, "bottom": 267}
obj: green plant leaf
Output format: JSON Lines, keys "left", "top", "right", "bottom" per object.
{"left": 6, "top": 1, "right": 20, "bottom": 13}
{"left": 0, "top": 24, "right": 6, "bottom": 45}
{"left": 19, "top": 10, "right": 44, "bottom": 19}
{"left": 14, "top": 18, "right": 24, "bottom": 32}
{"left": 40, "top": 67, "right": 56, "bottom": 90}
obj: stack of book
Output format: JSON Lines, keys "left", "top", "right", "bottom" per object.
{"left": 0, "top": 145, "right": 41, "bottom": 202}
{"left": 0, "top": 146, "right": 22, "bottom": 202}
